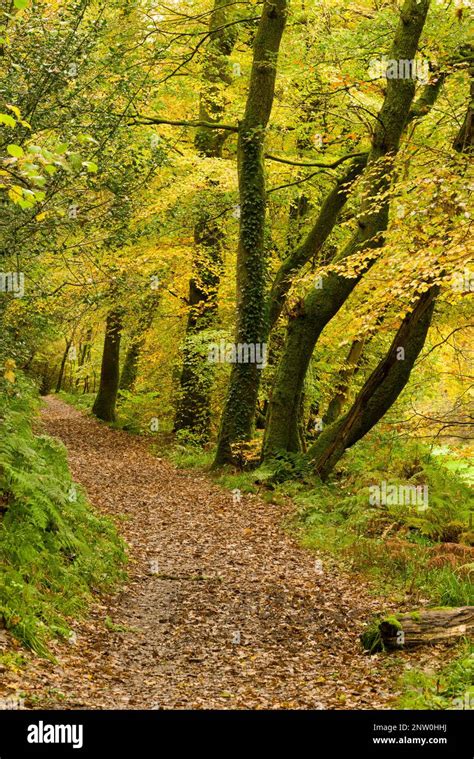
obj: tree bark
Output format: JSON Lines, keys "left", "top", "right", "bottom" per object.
{"left": 213, "top": 0, "right": 288, "bottom": 465}
{"left": 267, "top": 154, "right": 368, "bottom": 331}
{"left": 453, "top": 62, "right": 473, "bottom": 154}
{"left": 308, "top": 286, "right": 438, "bottom": 479}
{"left": 362, "top": 607, "right": 474, "bottom": 651}
{"left": 120, "top": 293, "right": 159, "bottom": 392}
{"left": 92, "top": 309, "right": 123, "bottom": 422}
{"left": 322, "top": 338, "right": 366, "bottom": 427}
{"left": 174, "top": 0, "right": 236, "bottom": 441}
{"left": 55, "top": 337, "right": 72, "bottom": 394}
{"left": 263, "top": 0, "right": 433, "bottom": 458}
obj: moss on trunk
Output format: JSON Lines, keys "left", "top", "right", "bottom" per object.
{"left": 174, "top": 0, "right": 235, "bottom": 442}
{"left": 308, "top": 286, "right": 438, "bottom": 479}
{"left": 214, "top": 0, "right": 288, "bottom": 465}
{"left": 263, "top": 0, "right": 433, "bottom": 459}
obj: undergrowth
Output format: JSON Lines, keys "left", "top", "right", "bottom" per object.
{"left": 397, "top": 641, "right": 474, "bottom": 710}
{"left": 0, "top": 376, "right": 126, "bottom": 657}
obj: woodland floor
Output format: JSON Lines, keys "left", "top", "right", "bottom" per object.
{"left": 1, "top": 396, "right": 441, "bottom": 709}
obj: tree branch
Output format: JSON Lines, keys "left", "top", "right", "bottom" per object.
{"left": 264, "top": 150, "right": 368, "bottom": 168}
{"left": 128, "top": 116, "right": 238, "bottom": 131}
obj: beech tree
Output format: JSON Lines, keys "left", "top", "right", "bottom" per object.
{"left": 174, "top": 0, "right": 238, "bottom": 441}
{"left": 263, "top": 0, "right": 434, "bottom": 458}
{"left": 213, "top": 0, "right": 288, "bottom": 464}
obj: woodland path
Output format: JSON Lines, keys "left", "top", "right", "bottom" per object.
{"left": 8, "top": 396, "right": 411, "bottom": 709}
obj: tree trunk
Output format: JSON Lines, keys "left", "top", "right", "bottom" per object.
{"left": 263, "top": 0, "right": 434, "bottom": 459}
{"left": 119, "top": 339, "right": 142, "bottom": 393}
{"left": 213, "top": 0, "right": 288, "bottom": 465}
{"left": 323, "top": 338, "right": 366, "bottom": 427}
{"left": 78, "top": 327, "right": 93, "bottom": 367}
{"left": 308, "top": 286, "right": 438, "bottom": 479}
{"left": 453, "top": 62, "right": 473, "bottom": 154}
{"left": 119, "top": 293, "right": 159, "bottom": 392}
{"left": 362, "top": 607, "right": 474, "bottom": 651}
{"left": 174, "top": 0, "right": 236, "bottom": 442}
{"left": 92, "top": 310, "right": 122, "bottom": 422}
{"left": 267, "top": 154, "right": 368, "bottom": 331}
{"left": 55, "top": 338, "right": 72, "bottom": 394}
{"left": 174, "top": 213, "right": 224, "bottom": 439}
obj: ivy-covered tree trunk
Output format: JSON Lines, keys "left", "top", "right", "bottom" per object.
{"left": 307, "top": 286, "right": 438, "bottom": 479}
{"left": 213, "top": 0, "right": 288, "bottom": 465}
{"left": 263, "top": 0, "right": 433, "bottom": 459}
{"left": 119, "top": 336, "right": 142, "bottom": 393}
{"left": 174, "top": 0, "right": 236, "bottom": 441}
{"left": 174, "top": 215, "right": 224, "bottom": 438}
{"left": 92, "top": 309, "right": 122, "bottom": 423}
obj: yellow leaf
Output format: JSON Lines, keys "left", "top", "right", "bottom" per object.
{"left": 7, "top": 185, "right": 23, "bottom": 203}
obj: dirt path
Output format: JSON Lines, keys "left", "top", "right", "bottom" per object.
{"left": 8, "top": 397, "right": 406, "bottom": 709}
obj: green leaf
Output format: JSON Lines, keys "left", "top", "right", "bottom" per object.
{"left": 17, "top": 198, "right": 34, "bottom": 210}
{"left": 7, "top": 144, "right": 24, "bottom": 158}
{"left": 68, "top": 152, "right": 82, "bottom": 170}
{"left": 14, "top": 0, "right": 29, "bottom": 9}
{"left": 23, "top": 163, "right": 39, "bottom": 173}
{"left": 6, "top": 104, "right": 21, "bottom": 119}
{"left": 0, "top": 113, "right": 16, "bottom": 128}
{"left": 30, "top": 176, "right": 46, "bottom": 187}
{"left": 83, "top": 161, "right": 98, "bottom": 173}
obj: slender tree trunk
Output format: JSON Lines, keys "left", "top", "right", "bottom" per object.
{"left": 174, "top": 0, "right": 237, "bottom": 441}
{"left": 119, "top": 293, "right": 159, "bottom": 392}
{"left": 267, "top": 154, "right": 368, "bottom": 331}
{"left": 308, "top": 286, "right": 438, "bottom": 479}
{"left": 92, "top": 310, "right": 123, "bottom": 422}
{"left": 322, "top": 338, "right": 366, "bottom": 427}
{"left": 75, "top": 327, "right": 92, "bottom": 390}
{"left": 263, "top": 0, "right": 434, "bottom": 458}
{"left": 55, "top": 337, "right": 72, "bottom": 394}
{"left": 321, "top": 310, "right": 387, "bottom": 427}
{"left": 213, "top": 0, "right": 288, "bottom": 465}
{"left": 78, "top": 327, "right": 93, "bottom": 367}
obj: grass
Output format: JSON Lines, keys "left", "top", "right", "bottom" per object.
{"left": 397, "top": 641, "right": 474, "bottom": 710}
{"left": 1, "top": 377, "right": 126, "bottom": 657}
{"left": 57, "top": 390, "right": 95, "bottom": 412}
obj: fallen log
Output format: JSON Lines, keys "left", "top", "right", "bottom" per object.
{"left": 361, "top": 607, "right": 474, "bottom": 652}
